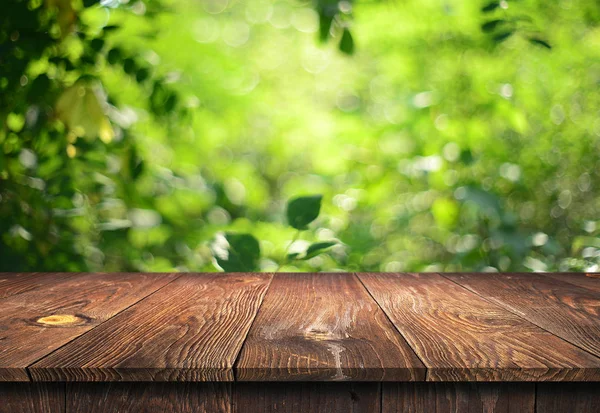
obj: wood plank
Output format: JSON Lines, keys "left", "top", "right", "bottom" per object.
{"left": 0, "top": 272, "right": 77, "bottom": 300}
{"left": 444, "top": 272, "right": 600, "bottom": 359}
{"left": 66, "top": 383, "right": 231, "bottom": 413}
{"left": 0, "top": 383, "right": 64, "bottom": 413}
{"left": 0, "top": 272, "right": 177, "bottom": 381}
{"left": 233, "top": 382, "right": 380, "bottom": 413}
{"left": 382, "top": 383, "right": 535, "bottom": 413}
{"left": 543, "top": 273, "right": 600, "bottom": 293}
{"left": 359, "top": 273, "right": 600, "bottom": 381}
{"left": 236, "top": 273, "right": 425, "bottom": 381}
{"left": 31, "top": 273, "right": 272, "bottom": 382}
{"left": 536, "top": 383, "right": 600, "bottom": 413}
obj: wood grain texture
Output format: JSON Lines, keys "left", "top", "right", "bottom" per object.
{"left": 31, "top": 273, "right": 272, "bottom": 382}
{"left": 0, "top": 383, "right": 64, "bottom": 413}
{"left": 0, "top": 272, "right": 177, "bottom": 381}
{"left": 359, "top": 273, "right": 600, "bottom": 381}
{"left": 66, "top": 383, "right": 231, "bottom": 413}
{"left": 0, "top": 272, "right": 76, "bottom": 300}
{"left": 543, "top": 273, "right": 600, "bottom": 293}
{"left": 233, "top": 382, "right": 380, "bottom": 413}
{"left": 236, "top": 273, "right": 425, "bottom": 381}
{"left": 536, "top": 383, "right": 600, "bottom": 413}
{"left": 382, "top": 383, "right": 535, "bottom": 413}
{"left": 444, "top": 272, "right": 600, "bottom": 359}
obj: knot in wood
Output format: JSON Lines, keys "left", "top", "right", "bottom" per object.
{"left": 36, "top": 314, "right": 82, "bottom": 326}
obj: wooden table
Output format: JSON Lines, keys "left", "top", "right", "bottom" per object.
{"left": 1, "top": 272, "right": 599, "bottom": 412}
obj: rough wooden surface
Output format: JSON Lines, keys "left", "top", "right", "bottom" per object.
{"left": 443, "top": 272, "right": 600, "bottom": 360}
{"left": 382, "top": 383, "right": 535, "bottom": 413}
{"left": 31, "top": 273, "right": 272, "bottom": 381}
{"left": 359, "top": 272, "right": 600, "bottom": 381}
{"left": 236, "top": 273, "right": 425, "bottom": 381}
{"left": 0, "top": 272, "right": 75, "bottom": 300}
{"left": 543, "top": 273, "right": 600, "bottom": 293}
{"left": 0, "top": 272, "right": 599, "bottom": 383}
{"left": 233, "top": 382, "right": 381, "bottom": 413}
{"left": 0, "top": 383, "right": 64, "bottom": 413}
{"left": 0, "top": 272, "right": 177, "bottom": 381}
{"left": 66, "top": 383, "right": 231, "bottom": 413}
{"left": 536, "top": 383, "right": 600, "bottom": 413}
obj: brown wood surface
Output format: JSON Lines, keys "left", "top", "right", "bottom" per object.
{"left": 233, "top": 382, "right": 380, "bottom": 413}
{"left": 0, "top": 383, "right": 64, "bottom": 413}
{"left": 66, "top": 383, "right": 231, "bottom": 413}
{"left": 0, "top": 272, "right": 177, "bottom": 381}
{"left": 31, "top": 273, "right": 272, "bottom": 382}
{"left": 444, "top": 272, "right": 600, "bottom": 360}
{"left": 236, "top": 273, "right": 425, "bottom": 381}
{"left": 358, "top": 272, "right": 600, "bottom": 381}
{"left": 543, "top": 273, "right": 600, "bottom": 293}
{"left": 382, "top": 383, "right": 535, "bottom": 413}
{"left": 0, "top": 272, "right": 76, "bottom": 300}
{"left": 4, "top": 382, "right": 600, "bottom": 413}
{"left": 536, "top": 383, "right": 600, "bottom": 413}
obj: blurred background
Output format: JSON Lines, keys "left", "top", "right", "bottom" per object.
{"left": 1, "top": 0, "right": 599, "bottom": 273}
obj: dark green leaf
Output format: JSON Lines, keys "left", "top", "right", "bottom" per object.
{"left": 481, "top": 19, "right": 504, "bottom": 33}
{"left": 301, "top": 241, "right": 337, "bottom": 260}
{"left": 28, "top": 74, "right": 50, "bottom": 100}
{"left": 102, "top": 25, "right": 120, "bottom": 32}
{"left": 319, "top": 14, "right": 334, "bottom": 42}
{"left": 123, "top": 58, "right": 137, "bottom": 75}
{"left": 164, "top": 93, "right": 178, "bottom": 113}
{"left": 529, "top": 37, "right": 552, "bottom": 49}
{"left": 339, "top": 28, "right": 354, "bottom": 55}
{"left": 90, "top": 38, "right": 105, "bottom": 52}
{"left": 460, "top": 149, "right": 474, "bottom": 164}
{"left": 481, "top": 2, "right": 499, "bottom": 12}
{"left": 492, "top": 31, "right": 513, "bottom": 43}
{"left": 286, "top": 252, "right": 301, "bottom": 260}
{"left": 136, "top": 68, "right": 150, "bottom": 83}
{"left": 286, "top": 195, "right": 323, "bottom": 230}
{"left": 107, "top": 48, "right": 122, "bottom": 65}
{"left": 214, "top": 233, "right": 261, "bottom": 272}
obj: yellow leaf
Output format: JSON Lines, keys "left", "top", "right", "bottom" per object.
{"left": 45, "top": 0, "right": 77, "bottom": 36}
{"left": 55, "top": 82, "right": 114, "bottom": 143}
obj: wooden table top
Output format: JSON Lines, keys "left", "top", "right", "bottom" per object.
{"left": 1, "top": 272, "right": 599, "bottom": 383}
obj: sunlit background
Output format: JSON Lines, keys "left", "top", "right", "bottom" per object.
{"left": 1, "top": 0, "right": 599, "bottom": 273}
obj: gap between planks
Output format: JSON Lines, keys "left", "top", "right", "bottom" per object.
{"left": 231, "top": 273, "right": 275, "bottom": 382}
{"left": 353, "top": 272, "right": 430, "bottom": 378}
{"left": 438, "top": 272, "right": 600, "bottom": 363}
{"left": 23, "top": 273, "right": 185, "bottom": 382}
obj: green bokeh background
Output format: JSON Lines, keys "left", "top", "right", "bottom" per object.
{"left": 1, "top": 0, "right": 599, "bottom": 273}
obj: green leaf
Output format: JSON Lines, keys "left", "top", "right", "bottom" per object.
{"left": 492, "top": 31, "right": 513, "bottom": 43}
{"left": 214, "top": 233, "right": 261, "bottom": 272}
{"left": 136, "top": 68, "right": 150, "bottom": 83}
{"left": 339, "top": 28, "right": 354, "bottom": 55}
{"left": 90, "top": 38, "right": 105, "bottom": 53}
{"left": 123, "top": 58, "right": 137, "bottom": 75}
{"left": 286, "top": 252, "right": 301, "bottom": 260}
{"left": 301, "top": 241, "right": 337, "bottom": 260}
{"left": 481, "top": 19, "right": 504, "bottom": 33}
{"left": 102, "top": 25, "right": 120, "bottom": 32}
{"left": 107, "top": 48, "right": 122, "bottom": 65}
{"left": 319, "top": 14, "right": 334, "bottom": 42}
{"left": 286, "top": 195, "right": 323, "bottom": 230}
{"left": 460, "top": 149, "right": 474, "bottom": 165}
{"left": 481, "top": 2, "right": 499, "bottom": 12}
{"left": 529, "top": 38, "right": 552, "bottom": 49}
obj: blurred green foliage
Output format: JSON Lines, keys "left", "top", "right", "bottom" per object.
{"left": 1, "top": 0, "right": 599, "bottom": 273}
